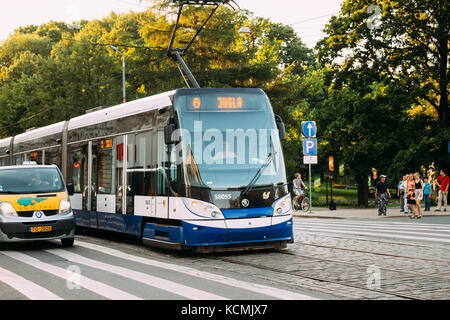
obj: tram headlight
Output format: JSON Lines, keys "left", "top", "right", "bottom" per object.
{"left": 0, "top": 202, "right": 18, "bottom": 217}
{"left": 182, "top": 198, "right": 223, "bottom": 219}
{"left": 272, "top": 194, "right": 291, "bottom": 215}
{"left": 59, "top": 198, "right": 72, "bottom": 215}
{"left": 191, "top": 201, "right": 199, "bottom": 208}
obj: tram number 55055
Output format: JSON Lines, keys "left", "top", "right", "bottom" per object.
{"left": 214, "top": 193, "right": 232, "bottom": 200}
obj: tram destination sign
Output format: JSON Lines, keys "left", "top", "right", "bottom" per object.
{"left": 182, "top": 93, "right": 267, "bottom": 112}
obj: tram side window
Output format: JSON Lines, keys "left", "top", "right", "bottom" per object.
{"left": 46, "top": 146, "right": 61, "bottom": 168}
{"left": 69, "top": 148, "right": 85, "bottom": 193}
{"left": 29, "top": 151, "right": 43, "bottom": 165}
{"left": 14, "top": 154, "right": 23, "bottom": 165}
{"left": 157, "top": 130, "right": 167, "bottom": 196}
{"left": 133, "top": 131, "right": 153, "bottom": 170}
{"left": 169, "top": 141, "right": 178, "bottom": 194}
{"left": 127, "top": 131, "right": 155, "bottom": 197}
{"left": 114, "top": 135, "right": 129, "bottom": 213}
{"left": 97, "top": 139, "right": 114, "bottom": 194}
{"left": 0, "top": 157, "right": 8, "bottom": 167}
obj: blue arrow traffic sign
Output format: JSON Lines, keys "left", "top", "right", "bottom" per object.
{"left": 302, "top": 138, "right": 317, "bottom": 156}
{"left": 302, "top": 121, "right": 317, "bottom": 138}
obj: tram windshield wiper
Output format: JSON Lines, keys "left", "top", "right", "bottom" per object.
{"left": 241, "top": 153, "right": 273, "bottom": 197}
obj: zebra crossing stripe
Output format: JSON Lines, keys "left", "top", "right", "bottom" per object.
{"left": 294, "top": 220, "right": 450, "bottom": 230}
{"left": 46, "top": 248, "right": 228, "bottom": 300}
{"left": 74, "top": 240, "right": 319, "bottom": 300}
{"left": 0, "top": 265, "right": 62, "bottom": 300}
{"left": 293, "top": 222, "right": 450, "bottom": 237}
{"left": 293, "top": 227, "right": 450, "bottom": 243}
{"left": 0, "top": 251, "right": 141, "bottom": 300}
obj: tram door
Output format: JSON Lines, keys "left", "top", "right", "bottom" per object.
{"left": 156, "top": 130, "right": 169, "bottom": 219}
{"left": 71, "top": 148, "right": 84, "bottom": 204}
{"left": 91, "top": 141, "right": 98, "bottom": 213}
{"left": 69, "top": 144, "right": 89, "bottom": 227}
{"left": 85, "top": 141, "right": 98, "bottom": 228}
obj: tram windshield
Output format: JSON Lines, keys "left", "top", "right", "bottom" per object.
{"left": 174, "top": 90, "right": 286, "bottom": 190}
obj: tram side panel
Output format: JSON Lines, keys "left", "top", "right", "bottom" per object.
{"left": 66, "top": 107, "right": 169, "bottom": 236}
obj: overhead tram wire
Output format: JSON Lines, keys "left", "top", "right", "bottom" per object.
{"left": 289, "top": 12, "right": 339, "bottom": 26}
{"left": 90, "top": 42, "right": 166, "bottom": 51}
{"left": 114, "top": 0, "right": 151, "bottom": 9}
{"left": 0, "top": 105, "right": 57, "bottom": 136}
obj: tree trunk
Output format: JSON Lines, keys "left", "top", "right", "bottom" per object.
{"left": 437, "top": 10, "right": 449, "bottom": 123}
{"left": 357, "top": 175, "right": 369, "bottom": 208}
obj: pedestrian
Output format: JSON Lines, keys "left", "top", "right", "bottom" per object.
{"left": 375, "top": 175, "right": 391, "bottom": 216}
{"left": 406, "top": 174, "right": 416, "bottom": 218}
{"left": 435, "top": 170, "right": 449, "bottom": 212}
{"left": 414, "top": 172, "right": 423, "bottom": 219}
{"left": 397, "top": 175, "right": 408, "bottom": 213}
{"left": 423, "top": 177, "right": 431, "bottom": 212}
{"left": 402, "top": 175, "right": 409, "bottom": 215}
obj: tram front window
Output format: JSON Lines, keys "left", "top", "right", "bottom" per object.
{"left": 176, "top": 91, "right": 286, "bottom": 190}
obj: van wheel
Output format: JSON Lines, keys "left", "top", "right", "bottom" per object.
{"left": 61, "top": 237, "right": 75, "bottom": 247}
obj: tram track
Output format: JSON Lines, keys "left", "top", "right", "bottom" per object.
{"left": 290, "top": 240, "right": 450, "bottom": 264}
{"left": 212, "top": 251, "right": 424, "bottom": 300}
{"left": 291, "top": 229, "right": 450, "bottom": 264}
{"left": 277, "top": 248, "right": 450, "bottom": 281}
{"left": 207, "top": 235, "right": 450, "bottom": 300}
{"left": 293, "top": 230, "right": 450, "bottom": 250}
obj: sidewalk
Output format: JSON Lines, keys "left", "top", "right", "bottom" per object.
{"left": 293, "top": 206, "right": 450, "bottom": 219}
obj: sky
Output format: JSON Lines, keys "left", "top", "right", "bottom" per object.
{"left": 0, "top": 0, "right": 344, "bottom": 48}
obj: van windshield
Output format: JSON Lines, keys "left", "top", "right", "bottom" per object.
{"left": 0, "top": 168, "right": 65, "bottom": 194}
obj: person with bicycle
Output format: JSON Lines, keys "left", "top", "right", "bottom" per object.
{"left": 293, "top": 173, "right": 307, "bottom": 209}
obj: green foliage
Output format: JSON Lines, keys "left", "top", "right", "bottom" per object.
{"left": 0, "top": 6, "right": 313, "bottom": 138}
{"left": 314, "top": 0, "right": 449, "bottom": 206}
{"left": 1, "top": 0, "right": 447, "bottom": 209}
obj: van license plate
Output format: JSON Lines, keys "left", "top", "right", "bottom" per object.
{"left": 29, "top": 226, "right": 52, "bottom": 233}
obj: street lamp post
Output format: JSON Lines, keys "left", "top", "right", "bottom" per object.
{"left": 108, "top": 45, "right": 126, "bottom": 103}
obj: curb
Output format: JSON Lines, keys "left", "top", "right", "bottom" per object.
{"left": 293, "top": 213, "right": 450, "bottom": 219}
{"left": 293, "top": 215, "right": 345, "bottom": 219}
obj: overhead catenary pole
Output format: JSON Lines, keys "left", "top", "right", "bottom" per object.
{"left": 90, "top": 42, "right": 127, "bottom": 104}
{"left": 108, "top": 45, "right": 126, "bottom": 103}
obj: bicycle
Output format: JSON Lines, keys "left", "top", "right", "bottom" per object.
{"left": 292, "top": 188, "right": 310, "bottom": 212}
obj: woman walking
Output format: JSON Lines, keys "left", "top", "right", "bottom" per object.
{"left": 414, "top": 172, "right": 423, "bottom": 219}
{"left": 375, "top": 175, "right": 391, "bottom": 216}
{"left": 406, "top": 174, "right": 416, "bottom": 219}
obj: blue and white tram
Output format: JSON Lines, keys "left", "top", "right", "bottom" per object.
{"left": 0, "top": 88, "right": 293, "bottom": 252}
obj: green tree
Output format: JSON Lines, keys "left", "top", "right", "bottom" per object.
{"left": 316, "top": 0, "right": 449, "bottom": 206}
{"left": 0, "top": 4, "right": 314, "bottom": 143}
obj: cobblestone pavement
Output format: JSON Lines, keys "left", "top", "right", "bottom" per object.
{"left": 1, "top": 217, "right": 449, "bottom": 300}
{"left": 197, "top": 217, "right": 450, "bottom": 300}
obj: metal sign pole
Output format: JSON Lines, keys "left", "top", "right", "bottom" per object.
{"left": 309, "top": 163, "right": 312, "bottom": 213}
{"left": 301, "top": 121, "right": 317, "bottom": 214}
